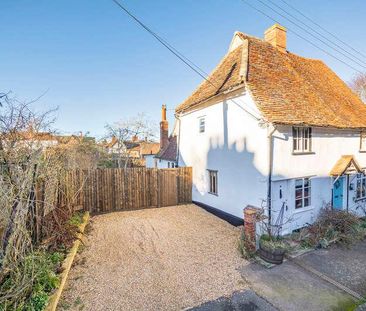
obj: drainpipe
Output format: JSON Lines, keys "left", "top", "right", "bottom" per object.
{"left": 267, "top": 125, "right": 277, "bottom": 228}
{"left": 175, "top": 113, "right": 182, "bottom": 166}
{"left": 346, "top": 174, "right": 349, "bottom": 212}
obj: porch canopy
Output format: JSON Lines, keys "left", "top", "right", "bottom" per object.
{"left": 329, "top": 155, "right": 363, "bottom": 177}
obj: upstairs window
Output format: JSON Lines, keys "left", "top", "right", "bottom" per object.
{"left": 293, "top": 127, "right": 312, "bottom": 153}
{"left": 199, "top": 117, "right": 205, "bottom": 133}
{"left": 356, "top": 174, "right": 366, "bottom": 199}
{"left": 208, "top": 170, "right": 218, "bottom": 195}
{"left": 360, "top": 132, "right": 366, "bottom": 152}
{"left": 295, "top": 178, "right": 311, "bottom": 209}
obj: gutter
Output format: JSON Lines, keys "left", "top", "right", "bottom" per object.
{"left": 267, "top": 125, "right": 277, "bottom": 227}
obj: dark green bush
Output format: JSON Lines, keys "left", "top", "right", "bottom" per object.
{"left": 0, "top": 250, "right": 65, "bottom": 310}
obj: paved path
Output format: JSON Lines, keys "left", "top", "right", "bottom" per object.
{"left": 59, "top": 204, "right": 248, "bottom": 311}
{"left": 241, "top": 240, "right": 366, "bottom": 311}
{"left": 296, "top": 240, "right": 366, "bottom": 296}
{"left": 187, "top": 290, "right": 277, "bottom": 311}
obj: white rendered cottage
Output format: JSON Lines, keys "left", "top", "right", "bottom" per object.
{"left": 175, "top": 24, "right": 366, "bottom": 234}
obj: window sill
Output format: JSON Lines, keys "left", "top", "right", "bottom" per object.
{"left": 354, "top": 197, "right": 366, "bottom": 202}
{"left": 292, "top": 151, "right": 315, "bottom": 155}
{"left": 293, "top": 206, "right": 314, "bottom": 214}
{"left": 359, "top": 150, "right": 366, "bottom": 153}
{"left": 208, "top": 192, "right": 218, "bottom": 196}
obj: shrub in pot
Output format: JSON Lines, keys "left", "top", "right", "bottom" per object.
{"left": 258, "top": 234, "right": 288, "bottom": 264}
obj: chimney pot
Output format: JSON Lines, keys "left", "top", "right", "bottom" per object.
{"left": 161, "top": 104, "right": 167, "bottom": 121}
{"left": 160, "top": 104, "right": 169, "bottom": 150}
{"left": 264, "top": 24, "right": 287, "bottom": 52}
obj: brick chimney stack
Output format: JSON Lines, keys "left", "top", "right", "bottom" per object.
{"left": 264, "top": 24, "right": 287, "bottom": 53}
{"left": 160, "top": 104, "right": 169, "bottom": 150}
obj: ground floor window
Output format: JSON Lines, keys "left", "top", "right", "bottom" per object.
{"left": 356, "top": 174, "right": 366, "bottom": 199}
{"left": 208, "top": 170, "right": 218, "bottom": 195}
{"left": 295, "top": 178, "right": 311, "bottom": 209}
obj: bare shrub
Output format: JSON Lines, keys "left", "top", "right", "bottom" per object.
{"left": 104, "top": 113, "right": 157, "bottom": 168}
{"left": 298, "top": 208, "right": 365, "bottom": 248}
{"left": 0, "top": 94, "right": 90, "bottom": 308}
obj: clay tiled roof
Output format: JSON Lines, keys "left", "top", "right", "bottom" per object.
{"left": 329, "top": 155, "right": 362, "bottom": 176}
{"left": 155, "top": 136, "right": 177, "bottom": 161}
{"left": 176, "top": 32, "right": 366, "bottom": 128}
{"left": 140, "top": 142, "right": 160, "bottom": 155}
{"left": 175, "top": 45, "right": 245, "bottom": 113}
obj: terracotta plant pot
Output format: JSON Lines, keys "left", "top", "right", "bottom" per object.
{"left": 258, "top": 239, "right": 286, "bottom": 264}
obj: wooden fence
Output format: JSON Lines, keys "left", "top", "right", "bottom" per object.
{"left": 65, "top": 167, "right": 192, "bottom": 213}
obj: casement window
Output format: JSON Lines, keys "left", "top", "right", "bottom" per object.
{"left": 199, "top": 117, "right": 205, "bottom": 133}
{"left": 295, "top": 178, "right": 311, "bottom": 209}
{"left": 208, "top": 170, "right": 218, "bottom": 195}
{"left": 360, "top": 132, "right": 366, "bottom": 152}
{"left": 356, "top": 174, "right": 366, "bottom": 199}
{"left": 293, "top": 127, "right": 312, "bottom": 153}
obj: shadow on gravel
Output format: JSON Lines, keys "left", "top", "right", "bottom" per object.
{"left": 187, "top": 290, "right": 277, "bottom": 311}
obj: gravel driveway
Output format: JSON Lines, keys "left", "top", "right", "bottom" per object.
{"left": 59, "top": 204, "right": 247, "bottom": 311}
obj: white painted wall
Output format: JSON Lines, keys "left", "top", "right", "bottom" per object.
{"left": 145, "top": 155, "right": 176, "bottom": 169}
{"left": 178, "top": 91, "right": 366, "bottom": 232}
{"left": 270, "top": 126, "right": 366, "bottom": 233}
{"left": 178, "top": 90, "right": 269, "bottom": 218}
{"left": 272, "top": 126, "right": 366, "bottom": 179}
{"left": 144, "top": 155, "right": 156, "bottom": 168}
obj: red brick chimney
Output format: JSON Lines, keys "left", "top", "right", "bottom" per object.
{"left": 264, "top": 24, "right": 287, "bottom": 53}
{"left": 160, "top": 104, "right": 169, "bottom": 150}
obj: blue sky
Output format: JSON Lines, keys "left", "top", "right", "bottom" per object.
{"left": 1, "top": 0, "right": 365, "bottom": 139}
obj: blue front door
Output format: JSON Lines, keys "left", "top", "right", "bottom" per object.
{"left": 333, "top": 177, "right": 344, "bottom": 210}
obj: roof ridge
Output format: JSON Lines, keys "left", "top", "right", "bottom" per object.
{"left": 176, "top": 45, "right": 243, "bottom": 113}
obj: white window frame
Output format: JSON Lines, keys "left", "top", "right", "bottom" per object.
{"left": 199, "top": 117, "right": 205, "bottom": 133}
{"left": 360, "top": 132, "right": 366, "bottom": 152}
{"left": 293, "top": 127, "right": 312, "bottom": 153}
{"left": 295, "top": 178, "right": 311, "bottom": 209}
{"left": 208, "top": 170, "right": 218, "bottom": 195}
{"left": 356, "top": 173, "right": 366, "bottom": 200}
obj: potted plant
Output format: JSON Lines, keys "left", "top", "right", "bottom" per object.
{"left": 258, "top": 234, "right": 288, "bottom": 264}
{"left": 255, "top": 201, "right": 291, "bottom": 264}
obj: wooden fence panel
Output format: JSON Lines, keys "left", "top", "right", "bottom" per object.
{"left": 63, "top": 167, "right": 192, "bottom": 213}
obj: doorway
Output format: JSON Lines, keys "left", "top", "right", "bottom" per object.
{"left": 333, "top": 177, "right": 344, "bottom": 210}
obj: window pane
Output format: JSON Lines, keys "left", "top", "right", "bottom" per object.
{"left": 199, "top": 118, "right": 205, "bottom": 133}
{"left": 357, "top": 177, "right": 361, "bottom": 198}
{"left": 295, "top": 199, "right": 303, "bottom": 209}
{"left": 295, "top": 179, "right": 303, "bottom": 188}
{"left": 295, "top": 189, "right": 303, "bottom": 200}
{"left": 362, "top": 178, "right": 366, "bottom": 197}
{"left": 293, "top": 128, "right": 298, "bottom": 151}
{"left": 304, "top": 178, "right": 310, "bottom": 187}
{"left": 304, "top": 197, "right": 310, "bottom": 207}
{"left": 304, "top": 187, "right": 310, "bottom": 197}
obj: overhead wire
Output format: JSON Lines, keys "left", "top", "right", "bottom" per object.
{"left": 255, "top": 0, "right": 366, "bottom": 69}
{"left": 111, "top": 0, "right": 262, "bottom": 120}
{"left": 239, "top": 0, "right": 364, "bottom": 74}
{"left": 279, "top": 0, "right": 366, "bottom": 61}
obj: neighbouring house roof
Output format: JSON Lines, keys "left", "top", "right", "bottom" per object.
{"left": 105, "top": 136, "right": 119, "bottom": 148}
{"left": 155, "top": 135, "right": 177, "bottom": 161}
{"left": 329, "top": 155, "right": 362, "bottom": 176}
{"left": 139, "top": 142, "right": 160, "bottom": 155}
{"left": 175, "top": 31, "right": 366, "bottom": 129}
{"left": 105, "top": 137, "right": 160, "bottom": 156}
